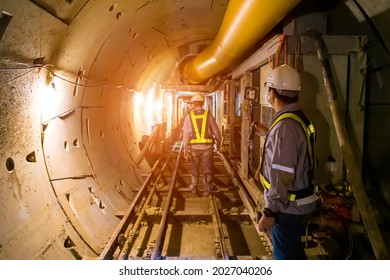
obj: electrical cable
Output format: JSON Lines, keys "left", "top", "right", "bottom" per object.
{"left": 0, "top": 61, "right": 138, "bottom": 93}
{"left": 41, "top": 65, "right": 137, "bottom": 93}
{"left": 344, "top": 223, "right": 354, "bottom": 260}
{"left": 0, "top": 68, "right": 36, "bottom": 87}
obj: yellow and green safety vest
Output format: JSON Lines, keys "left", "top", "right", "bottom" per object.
{"left": 189, "top": 109, "right": 214, "bottom": 144}
{"left": 260, "top": 110, "right": 317, "bottom": 201}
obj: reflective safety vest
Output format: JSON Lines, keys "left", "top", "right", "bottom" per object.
{"left": 189, "top": 109, "right": 214, "bottom": 144}
{"left": 260, "top": 110, "right": 317, "bottom": 201}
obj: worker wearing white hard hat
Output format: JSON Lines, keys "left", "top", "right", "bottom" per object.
{"left": 182, "top": 93, "right": 221, "bottom": 196}
{"left": 252, "top": 64, "right": 319, "bottom": 259}
{"left": 190, "top": 93, "right": 205, "bottom": 102}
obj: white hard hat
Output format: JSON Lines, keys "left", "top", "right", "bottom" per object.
{"left": 265, "top": 64, "right": 301, "bottom": 96}
{"left": 191, "top": 93, "right": 204, "bottom": 102}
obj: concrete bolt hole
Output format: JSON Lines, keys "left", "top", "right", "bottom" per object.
{"left": 26, "top": 151, "right": 36, "bottom": 163}
{"left": 6, "top": 157, "right": 14, "bottom": 172}
{"left": 73, "top": 138, "right": 79, "bottom": 147}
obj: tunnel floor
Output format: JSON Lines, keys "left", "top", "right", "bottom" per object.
{"left": 98, "top": 142, "right": 273, "bottom": 260}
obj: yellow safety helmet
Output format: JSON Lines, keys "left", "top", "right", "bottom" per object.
{"left": 265, "top": 64, "right": 301, "bottom": 96}
{"left": 191, "top": 93, "right": 204, "bottom": 102}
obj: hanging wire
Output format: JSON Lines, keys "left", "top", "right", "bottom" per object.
{"left": 0, "top": 68, "right": 36, "bottom": 87}
{"left": 267, "top": 33, "right": 286, "bottom": 69}
{"left": 41, "top": 65, "right": 137, "bottom": 93}
{"left": 0, "top": 61, "right": 138, "bottom": 93}
{"left": 344, "top": 223, "right": 354, "bottom": 260}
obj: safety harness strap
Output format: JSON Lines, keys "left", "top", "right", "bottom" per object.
{"left": 260, "top": 174, "right": 315, "bottom": 202}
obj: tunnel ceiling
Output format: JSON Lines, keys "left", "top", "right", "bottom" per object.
{"left": 19, "top": 0, "right": 390, "bottom": 93}
{"left": 35, "top": 0, "right": 229, "bottom": 93}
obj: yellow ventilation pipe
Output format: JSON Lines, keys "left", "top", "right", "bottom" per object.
{"left": 183, "top": 0, "right": 302, "bottom": 84}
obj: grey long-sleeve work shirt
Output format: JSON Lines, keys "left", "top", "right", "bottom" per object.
{"left": 262, "top": 102, "right": 318, "bottom": 215}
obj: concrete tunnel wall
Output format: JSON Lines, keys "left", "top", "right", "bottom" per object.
{"left": 1, "top": 0, "right": 390, "bottom": 260}
{"left": 1, "top": 1, "right": 76, "bottom": 259}
{"left": 0, "top": 0, "right": 157, "bottom": 259}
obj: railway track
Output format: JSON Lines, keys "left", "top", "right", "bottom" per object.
{"left": 99, "top": 141, "right": 272, "bottom": 260}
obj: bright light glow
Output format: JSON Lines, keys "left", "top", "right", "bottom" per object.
{"left": 134, "top": 92, "right": 144, "bottom": 107}
{"left": 133, "top": 85, "right": 165, "bottom": 135}
{"left": 145, "top": 87, "right": 156, "bottom": 133}
{"left": 154, "top": 99, "right": 163, "bottom": 123}
{"left": 166, "top": 94, "right": 172, "bottom": 133}
{"left": 132, "top": 91, "right": 148, "bottom": 138}
{"left": 39, "top": 80, "right": 62, "bottom": 122}
{"left": 42, "top": 83, "right": 58, "bottom": 105}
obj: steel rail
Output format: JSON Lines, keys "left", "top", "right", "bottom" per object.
{"left": 217, "top": 151, "right": 273, "bottom": 252}
{"left": 150, "top": 142, "right": 183, "bottom": 259}
{"left": 117, "top": 143, "right": 179, "bottom": 259}
{"left": 210, "top": 195, "right": 230, "bottom": 260}
{"left": 98, "top": 159, "right": 161, "bottom": 259}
